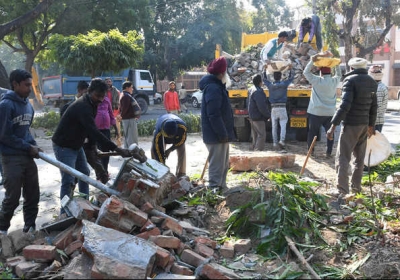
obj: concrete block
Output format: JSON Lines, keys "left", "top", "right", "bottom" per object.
{"left": 1, "top": 235, "right": 14, "bottom": 258}
{"left": 234, "top": 239, "right": 251, "bottom": 254}
{"left": 229, "top": 152, "right": 295, "bottom": 171}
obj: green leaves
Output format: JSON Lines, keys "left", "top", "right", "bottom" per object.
{"left": 46, "top": 29, "right": 144, "bottom": 77}
{"left": 225, "top": 171, "right": 329, "bottom": 258}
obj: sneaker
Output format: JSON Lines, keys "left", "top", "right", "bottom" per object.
{"left": 273, "top": 144, "right": 279, "bottom": 151}
{"left": 278, "top": 141, "right": 285, "bottom": 149}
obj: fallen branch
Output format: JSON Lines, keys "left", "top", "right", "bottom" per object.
{"left": 284, "top": 235, "right": 321, "bottom": 279}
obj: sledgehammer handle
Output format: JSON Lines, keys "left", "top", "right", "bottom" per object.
{"left": 38, "top": 152, "right": 121, "bottom": 197}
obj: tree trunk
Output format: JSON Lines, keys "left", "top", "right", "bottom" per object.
{"left": 25, "top": 52, "right": 35, "bottom": 73}
{"left": 0, "top": 61, "right": 9, "bottom": 89}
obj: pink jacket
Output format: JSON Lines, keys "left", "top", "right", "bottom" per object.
{"left": 95, "top": 97, "right": 116, "bottom": 130}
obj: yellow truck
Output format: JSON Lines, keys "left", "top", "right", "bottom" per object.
{"left": 216, "top": 31, "right": 320, "bottom": 142}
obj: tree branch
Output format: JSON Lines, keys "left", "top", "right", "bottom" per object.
{"left": 0, "top": 0, "right": 55, "bottom": 39}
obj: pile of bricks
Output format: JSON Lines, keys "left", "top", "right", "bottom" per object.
{"left": 0, "top": 170, "right": 253, "bottom": 279}
{"left": 228, "top": 42, "right": 319, "bottom": 90}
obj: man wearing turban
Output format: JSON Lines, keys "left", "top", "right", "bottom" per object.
{"left": 327, "top": 57, "right": 377, "bottom": 202}
{"left": 199, "top": 57, "right": 235, "bottom": 192}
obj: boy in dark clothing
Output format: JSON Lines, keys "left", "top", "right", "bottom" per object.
{"left": 248, "top": 74, "right": 270, "bottom": 151}
{"left": 0, "top": 69, "right": 41, "bottom": 234}
{"left": 52, "top": 78, "right": 131, "bottom": 214}
{"left": 151, "top": 114, "right": 187, "bottom": 177}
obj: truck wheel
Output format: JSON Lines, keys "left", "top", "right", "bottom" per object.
{"left": 235, "top": 122, "right": 251, "bottom": 142}
{"left": 136, "top": 97, "right": 148, "bottom": 114}
{"left": 295, "top": 128, "right": 308, "bottom": 142}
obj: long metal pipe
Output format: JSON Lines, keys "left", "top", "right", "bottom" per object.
{"left": 38, "top": 152, "right": 121, "bottom": 197}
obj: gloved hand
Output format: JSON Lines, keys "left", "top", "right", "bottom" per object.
{"left": 115, "top": 147, "right": 131, "bottom": 158}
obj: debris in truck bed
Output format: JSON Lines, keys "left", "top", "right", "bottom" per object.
{"left": 227, "top": 42, "right": 320, "bottom": 90}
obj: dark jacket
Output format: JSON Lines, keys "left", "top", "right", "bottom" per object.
{"left": 120, "top": 91, "right": 140, "bottom": 120}
{"left": 331, "top": 68, "right": 378, "bottom": 126}
{"left": 263, "top": 70, "right": 294, "bottom": 104}
{"left": 199, "top": 74, "right": 235, "bottom": 144}
{"left": 0, "top": 90, "right": 37, "bottom": 156}
{"left": 248, "top": 85, "right": 270, "bottom": 121}
{"left": 152, "top": 114, "right": 187, "bottom": 164}
{"left": 52, "top": 94, "right": 117, "bottom": 151}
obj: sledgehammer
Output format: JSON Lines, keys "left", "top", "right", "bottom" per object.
{"left": 38, "top": 152, "right": 121, "bottom": 197}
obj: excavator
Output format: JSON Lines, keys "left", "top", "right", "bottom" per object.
{"left": 29, "top": 66, "right": 44, "bottom": 110}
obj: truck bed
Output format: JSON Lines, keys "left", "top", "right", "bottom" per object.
{"left": 228, "top": 88, "right": 311, "bottom": 98}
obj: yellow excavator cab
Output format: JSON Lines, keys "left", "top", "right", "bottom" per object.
{"left": 29, "top": 67, "right": 44, "bottom": 109}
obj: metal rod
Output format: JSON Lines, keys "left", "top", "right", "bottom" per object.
{"left": 38, "top": 152, "right": 121, "bottom": 197}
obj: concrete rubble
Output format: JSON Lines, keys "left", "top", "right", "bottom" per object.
{"left": 0, "top": 156, "right": 264, "bottom": 279}
{"left": 228, "top": 42, "right": 319, "bottom": 89}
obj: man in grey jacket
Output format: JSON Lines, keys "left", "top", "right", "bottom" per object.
{"left": 327, "top": 57, "right": 377, "bottom": 197}
{"left": 303, "top": 54, "right": 342, "bottom": 157}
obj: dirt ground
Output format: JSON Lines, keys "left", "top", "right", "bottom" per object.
{"left": 2, "top": 129, "right": 399, "bottom": 278}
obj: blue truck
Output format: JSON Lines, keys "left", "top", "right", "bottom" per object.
{"left": 41, "top": 68, "right": 156, "bottom": 114}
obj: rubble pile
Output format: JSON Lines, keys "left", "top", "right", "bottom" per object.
{"left": 228, "top": 42, "right": 319, "bottom": 90}
{"left": 0, "top": 158, "right": 253, "bottom": 279}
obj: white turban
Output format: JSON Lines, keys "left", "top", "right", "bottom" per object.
{"left": 348, "top": 57, "right": 368, "bottom": 69}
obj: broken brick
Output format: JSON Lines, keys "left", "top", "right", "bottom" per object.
{"left": 195, "top": 243, "right": 215, "bottom": 258}
{"left": 136, "top": 227, "right": 161, "bottom": 240}
{"left": 195, "top": 236, "right": 217, "bottom": 249}
{"left": 220, "top": 242, "right": 235, "bottom": 259}
{"left": 15, "top": 261, "right": 47, "bottom": 279}
{"left": 6, "top": 256, "right": 26, "bottom": 272}
{"left": 140, "top": 202, "right": 154, "bottom": 213}
{"left": 23, "top": 245, "right": 57, "bottom": 262}
{"left": 171, "top": 263, "right": 194, "bottom": 276}
{"left": 149, "top": 235, "right": 181, "bottom": 249}
{"left": 155, "top": 247, "right": 171, "bottom": 268}
{"left": 161, "top": 218, "right": 183, "bottom": 236}
{"left": 198, "top": 263, "right": 230, "bottom": 279}
{"left": 234, "top": 239, "right": 251, "bottom": 254}
{"left": 52, "top": 225, "right": 74, "bottom": 250}
{"left": 140, "top": 220, "right": 155, "bottom": 233}
{"left": 180, "top": 249, "right": 206, "bottom": 267}
{"left": 65, "top": 240, "right": 83, "bottom": 256}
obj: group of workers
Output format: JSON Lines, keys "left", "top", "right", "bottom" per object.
{"left": 0, "top": 13, "right": 390, "bottom": 233}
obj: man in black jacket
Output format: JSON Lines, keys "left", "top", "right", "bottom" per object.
{"left": 248, "top": 74, "right": 270, "bottom": 151}
{"left": 52, "top": 78, "right": 130, "bottom": 214}
{"left": 327, "top": 58, "right": 377, "bottom": 197}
